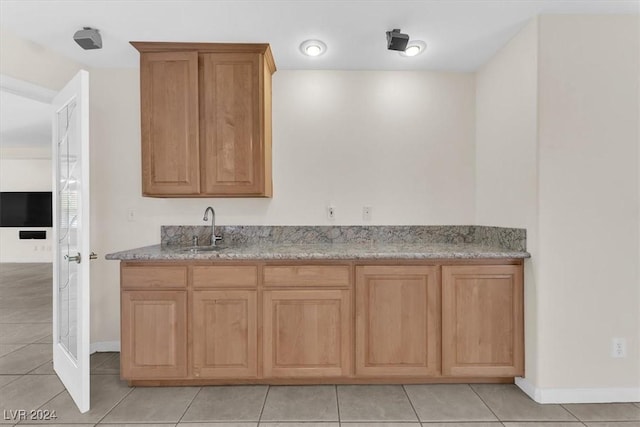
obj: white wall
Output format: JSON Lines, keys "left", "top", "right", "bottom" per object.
{"left": 0, "top": 156, "right": 51, "bottom": 191}
{"left": 0, "top": 29, "right": 83, "bottom": 91}
{"left": 476, "top": 15, "right": 640, "bottom": 402}
{"left": 89, "top": 68, "right": 477, "bottom": 344}
{"left": 475, "top": 18, "right": 539, "bottom": 388}
{"left": 536, "top": 15, "right": 639, "bottom": 396}
{"left": 0, "top": 149, "right": 53, "bottom": 262}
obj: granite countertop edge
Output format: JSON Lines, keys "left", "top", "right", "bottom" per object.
{"left": 105, "top": 243, "right": 531, "bottom": 261}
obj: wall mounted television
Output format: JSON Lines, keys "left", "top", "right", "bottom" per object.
{"left": 0, "top": 192, "right": 53, "bottom": 227}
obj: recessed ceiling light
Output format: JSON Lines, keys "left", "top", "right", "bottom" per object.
{"left": 300, "top": 40, "right": 326, "bottom": 57}
{"left": 400, "top": 40, "right": 427, "bottom": 57}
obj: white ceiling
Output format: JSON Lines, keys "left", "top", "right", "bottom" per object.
{"left": 0, "top": 1, "right": 638, "bottom": 71}
{"left": 0, "top": 91, "right": 51, "bottom": 148}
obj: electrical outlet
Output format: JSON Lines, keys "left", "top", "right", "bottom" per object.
{"left": 612, "top": 337, "right": 627, "bottom": 358}
{"left": 363, "top": 206, "right": 373, "bottom": 221}
{"left": 327, "top": 206, "right": 336, "bottom": 221}
{"left": 127, "top": 209, "right": 136, "bottom": 222}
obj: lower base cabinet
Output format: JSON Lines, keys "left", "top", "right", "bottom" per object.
{"left": 121, "top": 290, "right": 188, "bottom": 379}
{"left": 355, "top": 266, "right": 440, "bottom": 377}
{"left": 192, "top": 290, "right": 258, "bottom": 378}
{"left": 119, "top": 261, "right": 524, "bottom": 383}
{"left": 442, "top": 265, "right": 524, "bottom": 377}
{"left": 263, "top": 289, "right": 351, "bottom": 377}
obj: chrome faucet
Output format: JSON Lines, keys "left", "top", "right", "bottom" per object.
{"left": 203, "top": 206, "right": 223, "bottom": 247}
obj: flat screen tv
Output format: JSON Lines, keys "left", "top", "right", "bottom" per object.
{"left": 0, "top": 192, "right": 53, "bottom": 227}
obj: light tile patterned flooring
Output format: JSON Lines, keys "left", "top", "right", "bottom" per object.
{"left": 1, "top": 263, "right": 639, "bottom": 427}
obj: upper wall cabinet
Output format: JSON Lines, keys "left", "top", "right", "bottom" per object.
{"left": 132, "top": 42, "right": 276, "bottom": 198}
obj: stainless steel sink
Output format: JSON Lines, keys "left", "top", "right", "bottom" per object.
{"left": 180, "top": 246, "right": 224, "bottom": 253}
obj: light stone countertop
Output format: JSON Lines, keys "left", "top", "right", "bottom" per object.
{"left": 105, "top": 241, "right": 530, "bottom": 261}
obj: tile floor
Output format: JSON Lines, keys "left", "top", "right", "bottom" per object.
{"left": 1, "top": 263, "right": 640, "bottom": 427}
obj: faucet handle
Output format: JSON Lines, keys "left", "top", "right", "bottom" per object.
{"left": 192, "top": 236, "right": 199, "bottom": 246}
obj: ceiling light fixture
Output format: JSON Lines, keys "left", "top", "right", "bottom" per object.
{"left": 386, "top": 29, "right": 410, "bottom": 51}
{"left": 300, "top": 40, "right": 326, "bottom": 57}
{"left": 400, "top": 40, "right": 427, "bottom": 57}
{"left": 73, "top": 27, "right": 102, "bottom": 50}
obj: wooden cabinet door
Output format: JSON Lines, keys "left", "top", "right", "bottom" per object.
{"left": 140, "top": 51, "right": 200, "bottom": 196}
{"left": 355, "top": 266, "right": 440, "bottom": 377}
{"left": 263, "top": 290, "right": 351, "bottom": 377}
{"left": 121, "top": 290, "right": 187, "bottom": 379}
{"left": 192, "top": 290, "right": 257, "bottom": 378}
{"left": 442, "top": 265, "right": 524, "bottom": 377}
{"left": 200, "top": 53, "right": 266, "bottom": 196}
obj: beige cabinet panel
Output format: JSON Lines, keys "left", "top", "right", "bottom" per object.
{"left": 263, "top": 289, "right": 351, "bottom": 377}
{"left": 192, "top": 290, "right": 258, "bottom": 378}
{"left": 442, "top": 265, "right": 524, "bottom": 377}
{"left": 200, "top": 53, "right": 266, "bottom": 195}
{"left": 355, "top": 265, "right": 440, "bottom": 377}
{"left": 121, "top": 290, "right": 187, "bottom": 379}
{"left": 140, "top": 51, "right": 200, "bottom": 195}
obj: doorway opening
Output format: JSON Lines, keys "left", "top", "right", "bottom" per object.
{"left": 0, "top": 85, "right": 55, "bottom": 379}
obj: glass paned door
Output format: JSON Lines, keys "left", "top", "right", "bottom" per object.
{"left": 52, "top": 70, "right": 90, "bottom": 413}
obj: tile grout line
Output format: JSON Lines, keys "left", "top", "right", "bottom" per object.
{"left": 0, "top": 374, "right": 21, "bottom": 390}
{"left": 468, "top": 383, "right": 503, "bottom": 423}
{"left": 0, "top": 342, "right": 35, "bottom": 358}
{"left": 469, "top": 384, "right": 583, "bottom": 424}
{"left": 91, "top": 353, "right": 119, "bottom": 372}
{"left": 560, "top": 403, "right": 586, "bottom": 423}
{"left": 0, "top": 343, "right": 49, "bottom": 348}
{"left": 401, "top": 384, "right": 422, "bottom": 423}
{"left": 561, "top": 403, "right": 640, "bottom": 424}
{"left": 0, "top": 322, "right": 52, "bottom": 324}
{"left": 24, "top": 385, "right": 69, "bottom": 425}
{"left": 89, "top": 354, "right": 112, "bottom": 373}
{"left": 93, "top": 382, "right": 137, "bottom": 425}
{"left": 257, "top": 385, "right": 270, "bottom": 425}
{"left": 23, "top": 357, "right": 54, "bottom": 375}
{"left": 175, "top": 386, "right": 203, "bottom": 425}
{"left": 335, "top": 384, "right": 341, "bottom": 423}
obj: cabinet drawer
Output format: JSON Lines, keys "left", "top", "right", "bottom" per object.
{"left": 122, "top": 266, "right": 187, "bottom": 289}
{"left": 192, "top": 266, "right": 258, "bottom": 288}
{"left": 263, "top": 265, "right": 351, "bottom": 287}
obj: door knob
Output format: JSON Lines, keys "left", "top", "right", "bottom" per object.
{"left": 64, "top": 253, "right": 81, "bottom": 264}
{"left": 89, "top": 252, "right": 98, "bottom": 260}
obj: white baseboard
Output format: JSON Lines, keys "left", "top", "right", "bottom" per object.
{"left": 516, "top": 377, "right": 540, "bottom": 400}
{"left": 516, "top": 377, "right": 640, "bottom": 403}
{"left": 90, "top": 341, "right": 120, "bottom": 354}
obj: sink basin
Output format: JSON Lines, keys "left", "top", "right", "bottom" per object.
{"left": 180, "top": 246, "right": 225, "bottom": 253}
